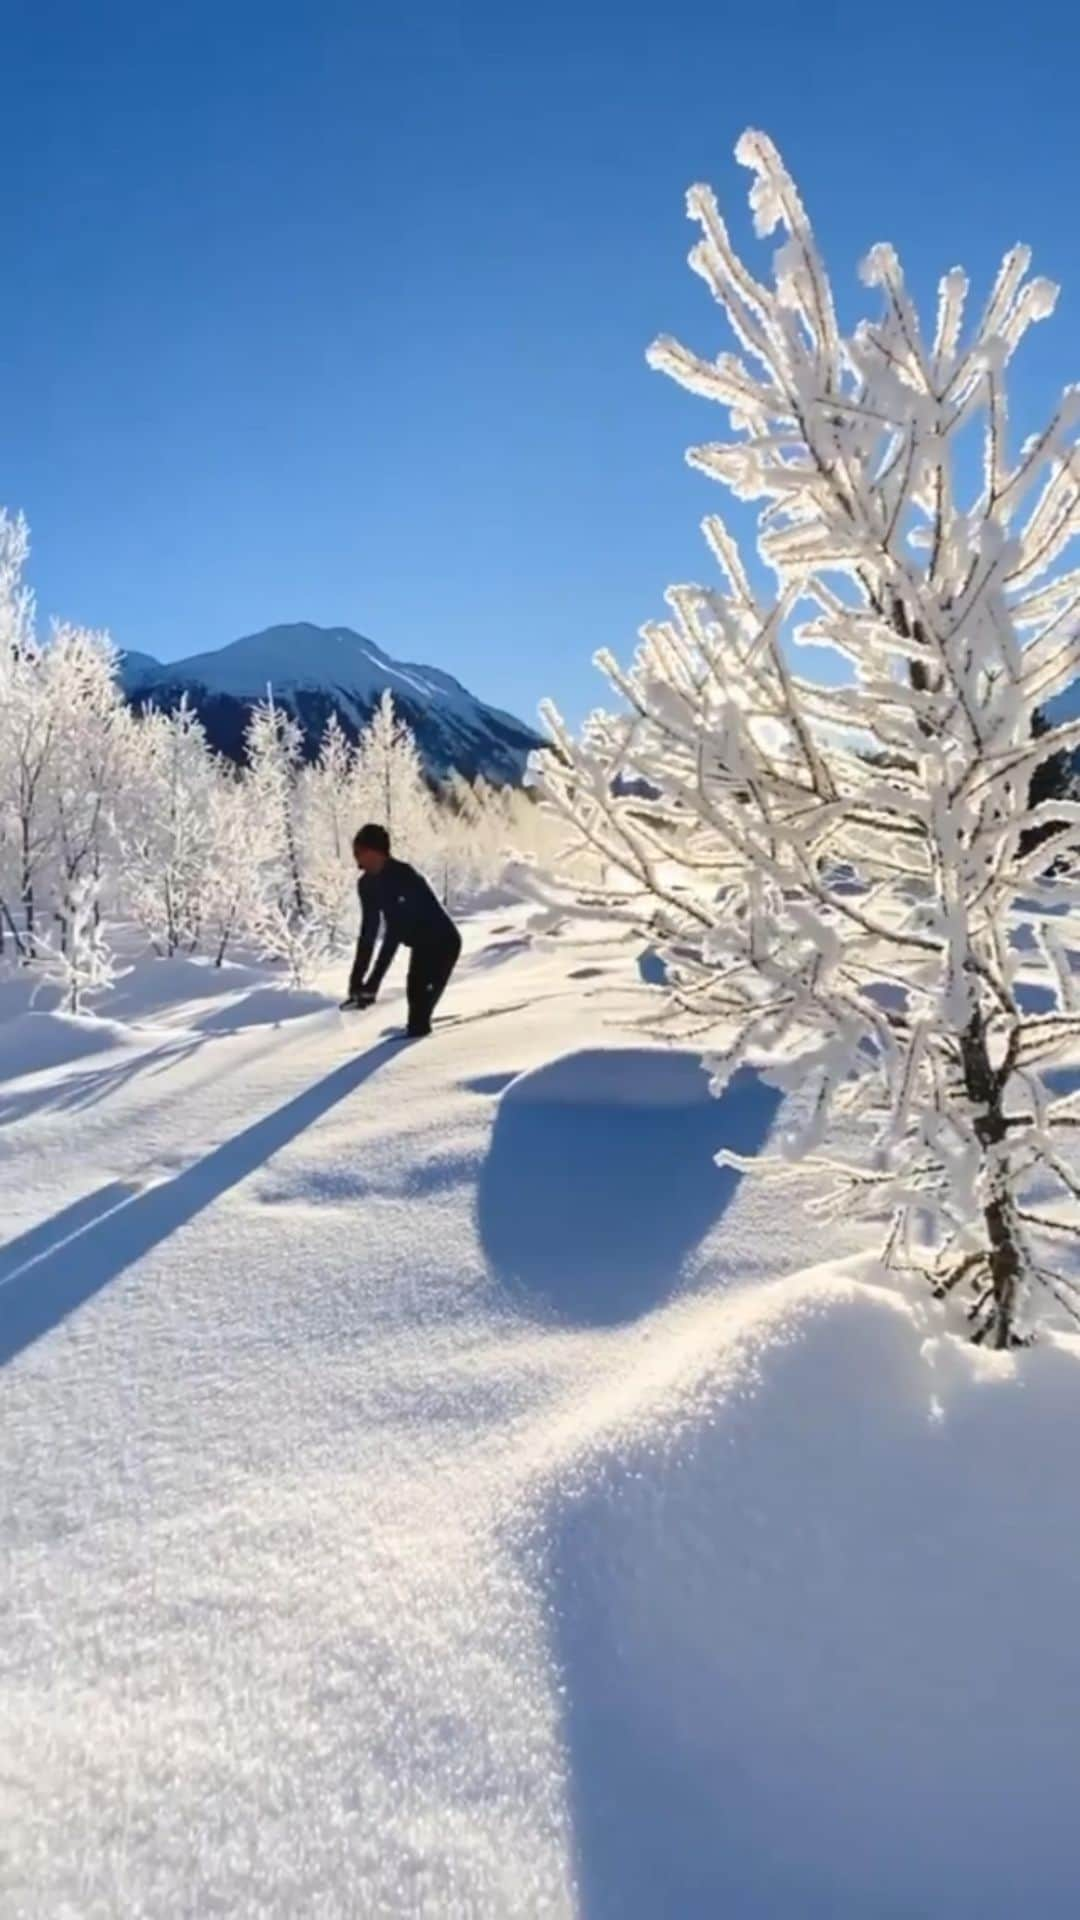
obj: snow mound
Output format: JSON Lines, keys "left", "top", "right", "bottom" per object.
{"left": 547, "top": 1283, "right": 1080, "bottom": 1918}
{"left": 191, "top": 984, "right": 335, "bottom": 1034}
{"left": 477, "top": 1049, "right": 780, "bottom": 1324}
{"left": 105, "top": 954, "right": 273, "bottom": 1024}
{"left": 0, "top": 1010, "right": 128, "bottom": 1081}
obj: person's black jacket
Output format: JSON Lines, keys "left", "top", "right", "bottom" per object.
{"left": 349, "top": 858, "right": 458, "bottom": 996}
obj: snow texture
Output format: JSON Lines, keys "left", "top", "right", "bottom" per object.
{"left": 3, "top": 913, "right": 1079, "bottom": 1916}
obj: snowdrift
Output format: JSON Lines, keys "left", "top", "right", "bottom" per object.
{"left": 546, "top": 1281, "right": 1080, "bottom": 1918}
{"left": 0, "top": 1008, "right": 129, "bottom": 1082}
{"left": 478, "top": 1049, "right": 780, "bottom": 1325}
{"left": 4, "top": 917, "right": 1080, "bottom": 1915}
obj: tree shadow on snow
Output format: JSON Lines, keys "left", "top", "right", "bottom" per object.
{"left": 470, "top": 935, "right": 532, "bottom": 968}
{"left": 476, "top": 1050, "right": 780, "bottom": 1326}
{"left": 0, "top": 1035, "right": 207, "bottom": 1129}
{"left": 0, "top": 1040, "right": 399, "bottom": 1367}
{"left": 191, "top": 986, "right": 333, "bottom": 1034}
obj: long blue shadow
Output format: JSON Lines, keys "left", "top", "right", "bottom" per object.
{"left": 477, "top": 1049, "right": 780, "bottom": 1327}
{"left": 0, "top": 1040, "right": 203, "bottom": 1130}
{"left": 0, "top": 1039, "right": 398, "bottom": 1367}
{"left": 0, "top": 1182, "right": 141, "bottom": 1284}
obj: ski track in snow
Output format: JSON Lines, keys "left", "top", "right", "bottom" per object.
{"left": 2, "top": 911, "right": 1079, "bottom": 1917}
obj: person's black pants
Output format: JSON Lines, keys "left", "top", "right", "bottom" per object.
{"left": 406, "top": 929, "right": 462, "bottom": 1035}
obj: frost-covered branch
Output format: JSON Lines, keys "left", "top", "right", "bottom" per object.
{"left": 532, "top": 131, "right": 1080, "bottom": 1347}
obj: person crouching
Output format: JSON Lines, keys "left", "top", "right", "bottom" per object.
{"left": 340, "top": 824, "right": 462, "bottom": 1038}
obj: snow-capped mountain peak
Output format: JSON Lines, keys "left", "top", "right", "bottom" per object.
{"left": 118, "top": 623, "right": 543, "bottom": 785}
{"left": 164, "top": 624, "right": 393, "bottom": 699}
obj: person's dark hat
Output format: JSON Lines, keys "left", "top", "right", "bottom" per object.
{"left": 353, "top": 823, "right": 390, "bottom": 855}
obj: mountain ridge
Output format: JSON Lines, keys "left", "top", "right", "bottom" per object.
{"left": 119, "top": 622, "right": 544, "bottom": 786}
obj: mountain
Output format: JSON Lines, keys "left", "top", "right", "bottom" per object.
{"left": 118, "top": 648, "right": 166, "bottom": 692}
{"left": 117, "top": 623, "right": 544, "bottom": 785}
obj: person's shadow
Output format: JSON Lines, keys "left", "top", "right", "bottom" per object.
{"left": 0, "top": 1040, "right": 399, "bottom": 1367}
{"left": 476, "top": 1049, "right": 780, "bottom": 1326}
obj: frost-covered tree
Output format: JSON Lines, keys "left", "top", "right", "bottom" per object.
{"left": 45, "top": 872, "right": 118, "bottom": 1013}
{"left": 245, "top": 696, "right": 327, "bottom": 983}
{"left": 0, "top": 518, "right": 130, "bottom": 990}
{"left": 302, "top": 713, "right": 358, "bottom": 948}
{"left": 46, "top": 623, "right": 131, "bottom": 980}
{"left": 203, "top": 766, "right": 259, "bottom": 968}
{"left": 427, "top": 773, "right": 485, "bottom": 905}
{"left": 353, "top": 691, "right": 433, "bottom": 860}
{"left": 433, "top": 773, "right": 572, "bottom": 906}
{"left": 0, "top": 513, "right": 58, "bottom": 956}
{"left": 501, "top": 782, "right": 570, "bottom": 874}
{"left": 538, "top": 132, "right": 1080, "bottom": 1348}
{"left": 123, "top": 698, "right": 217, "bottom": 956}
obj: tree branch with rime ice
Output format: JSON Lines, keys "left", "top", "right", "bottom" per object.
{"left": 530, "top": 130, "right": 1080, "bottom": 1347}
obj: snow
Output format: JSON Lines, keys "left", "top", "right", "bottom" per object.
{"left": 151, "top": 624, "right": 398, "bottom": 702}
{"left": 2, "top": 912, "right": 1079, "bottom": 1915}
{"left": 478, "top": 1052, "right": 779, "bottom": 1324}
{"left": 0, "top": 1007, "right": 129, "bottom": 1080}
{"left": 553, "top": 1296, "right": 1080, "bottom": 1918}
{"left": 121, "top": 623, "right": 543, "bottom": 772}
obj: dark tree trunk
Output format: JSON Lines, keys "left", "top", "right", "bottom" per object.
{"left": 20, "top": 815, "right": 35, "bottom": 955}
{"left": 959, "top": 1007, "right": 1021, "bottom": 1347}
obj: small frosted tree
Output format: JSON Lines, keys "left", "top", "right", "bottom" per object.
{"left": 0, "top": 521, "right": 130, "bottom": 991}
{"left": 432, "top": 773, "right": 497, "bottom": 904}
{"left": 46, "top": 622, "right": 131, "bottom": 987}
{"left": 0, "top": 513, "right": 59, "bottom": 957}
{"left": 45, "top": 871, "right": 117, "bottom": 1013}
{"left": 122, "top": 697, "right": 216, "bottom": 956}
{"left": 203, "top": 765, "right": 259, "bottom": 968}
{"left": 353, "top": 691, "right": 433, "bottom": 861}
{"left": 302, "top": 712, "right": 357, "bottom": 948}
{"left": 245, "top": 695, "right": 327, "bottom": 983}
{"left": 538, "top": 132, "right": 1080, "bottom": 1347}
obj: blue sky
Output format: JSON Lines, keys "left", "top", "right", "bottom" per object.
{"left": 3, "top": 0, "right": 1078, "bottom": 726}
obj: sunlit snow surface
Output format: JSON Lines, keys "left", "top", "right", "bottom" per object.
{"left": 2, "top": 914, "right": 1079, "bottom": 1916}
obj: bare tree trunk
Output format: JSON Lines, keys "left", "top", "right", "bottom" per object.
{"left": 0, "top": 896, "right": 28, "bottom": 960}
{"left": 285, "top": 809, "right": 305, "bottom": 926}
{"left": 19, "top": 813, "right": 35, "bottom": 956}
{"left": 164, "top": 871, "right": 178, "bottom": 956}
{"left": 960, "top": 1009, "right": 1021, "bottom": 1347}
{"left": 214, "top": 898, "right": 239, "bottom": 968}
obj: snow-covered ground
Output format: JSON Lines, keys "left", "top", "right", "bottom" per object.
{"left": 2, "top": 911, "right": 1079, "bottom": 1917}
